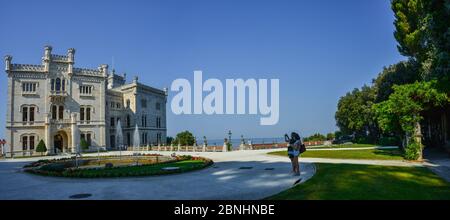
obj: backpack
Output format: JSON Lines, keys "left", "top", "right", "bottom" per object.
{"left": 299, "top": 143, "right": 306, "bottom": 154}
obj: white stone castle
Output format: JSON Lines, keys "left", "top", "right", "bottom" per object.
{"left": 4, "top": 46, "right": 167, "bottom": 156}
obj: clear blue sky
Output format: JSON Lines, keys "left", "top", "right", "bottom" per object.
{"left": 0, "top": 0, "right": 405, "bottom": 139}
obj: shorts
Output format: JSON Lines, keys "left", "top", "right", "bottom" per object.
{"left": 288, "top": 150, "right": 300, "bottom": 158}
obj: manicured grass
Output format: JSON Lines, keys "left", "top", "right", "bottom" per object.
{"left": 268, "top": 163, "right": 450, "bottom": 200}
{"left": 268, "top": 148, "right": 404, "bottom": 160}
{"left": 308, "top": 144, "right": 377, "bottom": 149}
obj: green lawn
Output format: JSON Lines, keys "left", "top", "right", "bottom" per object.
{"left": 268, "top": 163, "right": 450, "bottom": 200}
{"left": 268, "top": 148, "right": 404, "bottom": 160}
{"left": 308, "top": 144, "right": 377, "bottom": 149}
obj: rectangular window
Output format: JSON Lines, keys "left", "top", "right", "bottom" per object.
{"left": 22, "top": 107, "right": 28, "bottom": 122}
{"left": 22, "top": 136, "right": 28, "bottom": 151}
{"left": 80, "top": 108, "right": 85, "bottom": 121}
{"left": 51, "top": 79, "right": 55, "bottom": 91}
{"left": 29, "top": 107, "right": 35, "bottom": 122}
{"left": 62, "top": 79, "right": 65, "bottom": 91}
{"left": 111, "top": 117, "right": 115, "bottom": 127}
{"left": 80, "top": 85, "right": 93, "bottom": 95}
{"left": 29, "top": 136, "right": 35, "bottom": 150}
{"left": 22, "top": 82, "right": 37, "bottom": 93}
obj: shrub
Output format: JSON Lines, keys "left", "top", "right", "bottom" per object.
{"left": 226, "top": 142, "right": 232, "bottom": 151}
{"left": 404, "top": 140, "right": 422, "bottom": 160}
{"left": 40, "top": 163, "right": 66, "bottom": 172}
{"left": 378, "top": 136, "right": 401, "bottom": 146}
{"left": 355, "top": 136, "right": 374, "bottom": 144}
{"left": 35, "top": 140, "right": 47, "bottom": 155}
{"left": 80, "top": 138, "right": 89, "bottom": 151}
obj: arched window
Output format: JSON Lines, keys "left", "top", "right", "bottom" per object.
{"left": 22, "top": 106, "right": 28, "bottom": 122}
{"left": 86, "top": 107, "right": 91, "bottom": 121}
{"left": 62, "top": 79, "right": 65, "bottom": 91}
{"left": 52, "top": 105, "right": 57, "bottom": 119}
{"left": 55, "top": 78, "right": 61, "bottom": 91}
{"left": 51, "top": 79, "right": 55, "bottom": 91}
{"left": 22, "top": 136, "right": 28, "bottom": 151}
{"left": 29, "top": 106, "right": 35, "bottom": 122}
{"left": 80, "top": 107, "right": 84, "bottom": 121}
{"left": 127, "top": 115, "right": 131, "bottom": 127}
{"left": 58, "top": 106, "right": 64, "bottom": 120}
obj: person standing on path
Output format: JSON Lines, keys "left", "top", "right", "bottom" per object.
{"left": 285, "top": 132, "right": 302, "bottom": 176}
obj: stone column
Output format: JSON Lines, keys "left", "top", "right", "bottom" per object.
{"left": 70, "top": 113, "right": 77, "bottom": 153}
{"left": 44, "top": 114, "right": 52, "bottom": 155}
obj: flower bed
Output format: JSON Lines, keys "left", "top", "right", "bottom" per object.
{"left": 23, "top": 155, "right": 213, "bottom": 178}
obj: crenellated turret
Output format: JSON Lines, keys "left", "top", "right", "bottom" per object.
{"left": 99, "top": 64, "right": 109, "bottom": 77}
{"left": 67, "top": 48, "right": 75, "bottom": 75}
{"left": 4, "top": 55, "right": 12, "bottom": 72}
{"left": 43, "top": 45, "right": 52, "bottom": 72}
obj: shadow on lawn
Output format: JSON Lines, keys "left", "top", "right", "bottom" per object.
{"left": 372, "top": 148, "right": 403, "bottom": 158}
{"left": 269, "top": 162, "right": 450, "bottom": 200}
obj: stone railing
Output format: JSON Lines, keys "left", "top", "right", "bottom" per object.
{"left": 122, "top": 142, "right": 290, "bottom": 152}
{"left": 125, "top": 145, "right": 225, "bottom": 152}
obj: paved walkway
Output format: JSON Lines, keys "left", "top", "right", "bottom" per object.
{"left": 0, "top": 149, "right": 315, "bottom": 200}
{"left": 1, "top": 147, "right": 446, "bottom": 200}
{"left": 424, "top": 148, "right": 450, "bottom": 182}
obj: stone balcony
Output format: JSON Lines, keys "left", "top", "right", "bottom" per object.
{"left": 49, "top": 90, "right": 67, "bottom": 103}
{"left": 49, "top": 119, "right": 73, "bottom": 129}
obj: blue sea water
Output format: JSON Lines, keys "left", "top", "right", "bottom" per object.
{"left": 201, "top": 137, "right": 285, "bottom": 149}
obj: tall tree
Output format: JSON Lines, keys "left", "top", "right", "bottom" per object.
{"left": 335, "top": 85, "right": 379, "bottom": 141}
{"left": 372, "top": 61, "right": 421, "bottom": 102}
{"left": 392, "top": 0, "right": 450, "bottom": 80}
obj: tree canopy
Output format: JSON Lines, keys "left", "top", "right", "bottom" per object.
{"left": 392, "top": 0, "right": 450, "bottom": 79}
{"left": 173, "top": 131, "right": 195, "bottom": 146}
